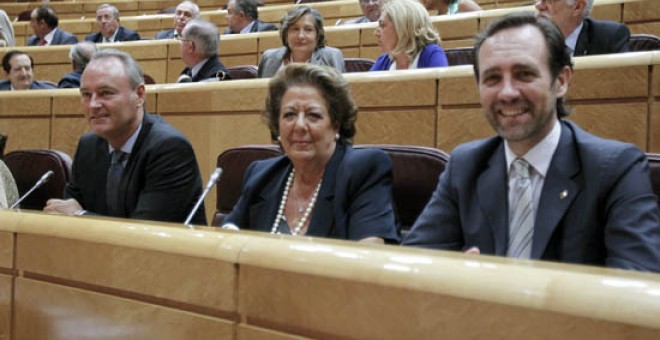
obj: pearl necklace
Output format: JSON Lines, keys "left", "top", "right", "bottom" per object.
{"left": 271, "top": 168, "right": 323, "bottom": 236}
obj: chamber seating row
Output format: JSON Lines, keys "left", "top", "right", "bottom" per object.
{"left": 1, "top": 51, "right": 658, "bottom": 220}
{"left": 8, "top": 0, "right": 659, "bottom": 48}
{"left": 0, "top": 208, "right": 659, "bottom": 339}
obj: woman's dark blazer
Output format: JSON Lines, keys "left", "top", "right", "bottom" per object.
{"left": 224, "top": 143, "right": 400, "bottom": 243}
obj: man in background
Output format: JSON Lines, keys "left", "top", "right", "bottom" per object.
{"left": 155, "top": 1, "right": 200, "bottom": 39}
{"left": 58, "top": 42, "right": 99, "bottom": 88}
{"left": 223, "top": 0, "right": 277, "bottom": 34}
{"left": 179, "top": 19, "right": 231, "bottom": 82}
{"left": 341, "top": 0, "right": 383, "bottom": 25}
{"left": 536, "top": 0, "right": 629, "bottom": 55}
{"left": 85, "top": 4, "right": 141, "bottom": 43}
{"left": 44, "top": 49, "right": 206, "bottom": 225}
{"left": 0, "top": 50, "right": 56, "bottom": 90}
{"left": 27, "top": 5, "right": 78, "bottom": 46}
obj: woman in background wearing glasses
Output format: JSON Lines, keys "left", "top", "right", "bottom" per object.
{"left": 258, "top": 6, "right": 345, "bottom": 78}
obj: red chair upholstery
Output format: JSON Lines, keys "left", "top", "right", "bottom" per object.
{"left": 646, "top": 153, "right": 660, "bottom": 204}
{"left": 344, "top": 58, "right": 375, "bottom": 73}
{"left": 629, "top": 34, "right": 660, "bottom": 51}
{"left": 445, "top": 46, "right": 474, "bottom": 66}
{"left": 226, "top": 65, "right": 259, "bottom": 80}
{"left": 4, "top": 149, "right": 72, "bottom": 210}
{"left": 212, "top": 144, "right": 449, "bottom": 234}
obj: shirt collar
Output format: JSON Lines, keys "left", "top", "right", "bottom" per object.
{"left": 108, "top": 122, "right": 142, "bottom": 155}
{"left": 43, "top": 28, "right": 56, "bottom": 44}
{"left": 191, "top": 58, "right": 209, "bottom": 78}
{"left": 103, "top": 29, "right": 119, "bottom": 43}
{"left": 240, "top": 20, "right": 256, "bottom": 34}
{"left": 505, "top": 119, "right": 561, "bottom": 178}
{"left": 565, "top": 21, "right": 583, "bottom": 56}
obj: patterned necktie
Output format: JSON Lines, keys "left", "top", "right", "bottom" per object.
{"left": 107, "top": 150, "right": 128, "bottom": 216}
{"left": 507, "top": 159, "right": 534, "bottom": 259}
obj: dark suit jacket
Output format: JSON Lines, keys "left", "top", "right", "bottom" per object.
{"left": 154, "top": 28, "right": 176, "bottom": 40}
{"left": 404, "top": 120, "right": 660, "bottom": 272}
{"left": 224, "top": 143, "right": 400, "bottom": 242}
{"left": 222, "top": 20, "right": 278, "bottom": 34}
{"left": 65, "top": 113, "right": 206, "bottom": 225}
{"left": 574, "top": 18, "right": 630, "bottom": 56}
{"left": 180, "top": 56, "right": 231, "bottom": 82}
{"left": 57, "top": 71, "right": 82, "bottom": 88}
{"left": 27, "top": 28, "right": 79, "bottom": 46}
{"left": 84, "top": 26, "right": 141, "bottom": 43}
{"left": 0, "top": 80, "right": 56, "bottom": 90}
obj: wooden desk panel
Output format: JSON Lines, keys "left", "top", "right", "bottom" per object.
{"left": 0, "top": 231, "right": 14, "bottom": 271}
{"left": 569, "top": 102, "right": 648, "bottom": 148}
{"left": 14, "top": 278, "right": 234, "bottom": 339}
{"left": 0, "top": 274, "right": 12, "bottom": 340}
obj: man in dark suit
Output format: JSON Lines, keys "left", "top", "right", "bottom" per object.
{"left": 44, "top": 49, "right": 206, "bottom": 225}
{"left": 178, "top": 19, "right": 231, "bottom": 82}
{"left": 223, "top": 0, "right": 277, "bottom": 34}
{"left": 58, "top": 42, "right": 98, "bottom": 88}
{"left": 0, "top": 50, "right": 56, "bottom": 90}
{"left": 154, "top": 1, "right": 200, "bottom": 40}
{"left": 536, "top": 0, "right": 629, "bottom": 55}
{"left": 85, "top": 4, "right": 140, "bottom": 43}
{"left": 403, "top": 13, "right": 660, "bottom": 272}
{"left": 27, "top": 5, "right": 78, "bottom": 46}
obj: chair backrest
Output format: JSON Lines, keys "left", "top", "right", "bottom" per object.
{"left": 629, "top": 34, "right": 660, "bottom": 52}
{"left": 4, "top": 149, "right": 72, "bottom": 210}
{"left": 213, "top": 145, "right": 282, "bottom": 226}
{"left": 144, "top": 73, "right": 157, "bottom": 85}
{"left": 226, "top": 65, "right": 259, "bottom": 80}
{"left": 344, "top": 58, "right": 375, "bottom": 73}
{"left": 212, "top": 144, "right": 450, "bottom": 234}
{"left": 0, "top": 133, "right": 6, "bottom": 159}
{"left": 445, "top": 46, "right": 474, "bottom": 66}
{"left": 646, "top": 153, "right": 660, "bottom": 204}
{"left": 16, "top": 10, "right": 31, "bottom": 22}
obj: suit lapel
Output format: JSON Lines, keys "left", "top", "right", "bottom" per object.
{"left": 531, "top": 122, "right": 581, "bottom": 259}
{"left": 306, "top": 144, "right": 345, "bottom": 237}
{"left": 574, "top": 19, "right": 590, "bottom": 56}
{"left": 95, "top": 138, "right": 110, "bottom": 214}
{"left": 477, "top": 143, "right": 509, "bottom": 255}
{"left": 115, "top": 113, "right": 152, "bottom": 216}
{"left": 252, "top": 162, "right": 291, "bottom": 231}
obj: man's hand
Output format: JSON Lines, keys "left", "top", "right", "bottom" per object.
{"left": 44, "top": 198, "right": 83, "bottom": 216}
{"left": 465, "top": 247, "right": 480, "bottom": 255}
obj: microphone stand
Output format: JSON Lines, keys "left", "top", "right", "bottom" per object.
{"left": 184, "top": 167, "right": 222, "bottom": 227}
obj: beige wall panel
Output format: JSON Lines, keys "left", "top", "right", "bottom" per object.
{"left": 0, "top": 118, "right": 50, "bottom": 153}
{"left": 164, "top": 114, "right": 271, "bottom": 220}
{"left": 35, "top": 64, "right": 71, "bottom": 84}
{"left": 139, "top": 0, "right": 181, "bottom": 11}
{"left": 14, "top": 278, "right": 234, "bottom": 340}
{"left": 51, "top": 117, "right": 88, "bottom": 157}
{"left": 438, "top": 71, "right": 480, "bottom": 106}
{"left": 434, "top": 14, "right": 479, "bottom": 40}
{"left": 355, "top": 109, "right": 436, "bottom": 147}
{"left": 166, "top": 58, "right": 186, "bottom": 83}
{"left": 568, "top": 102, "right": 648, "bottom": 150}
{"left": 478, "top": 6, "right": 534, "bottom": 30}
{"left": 652, "top": 100, "right": 660, "bottom": 152}
{"left": 157, "top": 82, "right": 269, "bottom": 112}
{"left": 360, "top": 46, "right": 381, "bottom": 60}
{"left": 223, "top": 55, "right": 260, "bottom": 68}
{"left": 623, "top": 0, "right": 660, "bottom": 23}
{"left": 360, "top": 26, "right": 377, "bottom": 46}
{"left": 22, "top": 45, "right": 70, "bottom": 64}
{"left": 628, "top": 22, "right": 660, "bottom": 36}
{"left": 238, "top": 324, "right": 308, "bottom": 340}
{"left": 438, "top": 107, "right": 491, "bottom": 152}
{"left": 351, "top": 77, "right": 437, "bottom": 107}
{"left": 258, "top": 33, "right": 283, "bottom": 54}
{"left": 326, "top": 28, "right": 360, "bottom": 48}
{"left": 569, "top": 66, "right": 647, "bottom": 100}
{"left": 439, "top": 39, "right": 476, "bottom": 49}
{"left": 16, "top": 234, "right": 237, "bottom": 312}
{"left": 140, "top": 60, "right": 168, "bottom": 84}
{"left": 206, "top": 12, "right": 228, "bottom": 28}
{"left": 114, "top": 41, "right": 169, "bottom": 60}
{"left": 222, "top": 36, "right": 259, "bottom": 56}
{"left": 58, "top": 21, "right": 95, "bottom": 35}
{"left": 84, "top": 2, "right": 139, "bottom": 14}
{"left": 121, "top": 16, "right": 164, "bottom": 32}
{"left": 590, "top": 3, "right": 623, "bottom": 22}
{"left": 0, "top": 95, "right": 50, "bottom": 117}
{"left": 239, "top": 265, "right": 660, "bottom": 339}
{"left": 0, "top": 274, "right": 12, "bottom": 340}
{"left": 0, "top": 232, "right": 14, "bottom": 270}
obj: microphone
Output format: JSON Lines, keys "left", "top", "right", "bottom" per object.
{"left": 184, "top": 167, "right": 222, "bottom": 227}
{"left": 177, "top": 74, "right": 192, "bottom": 83}
{"left": 10, "top": 170, "right": 54, "bottom": 209}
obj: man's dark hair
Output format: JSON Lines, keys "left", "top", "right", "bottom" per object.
{"left": 234, "top": 0, "right": 259, "bottom": 20}
{"left": 473, "top": 12, "right": 574, "bottom": 118}
{"left": 34, "top": 5, "right": 59, "bottom": 29}
{"left": 2, "top": 50, "right": 34, "bottom": 73}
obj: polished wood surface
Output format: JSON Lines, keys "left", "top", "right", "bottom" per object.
{"left": 0, "top": 209, "right": 658, "bottom": 339}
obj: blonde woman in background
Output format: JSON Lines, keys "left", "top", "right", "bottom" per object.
{"left": 0, "top": 160, "right": 18, "bottom": 208}
{"left": 0, "top": 10, "right": 14, "bottom": 47}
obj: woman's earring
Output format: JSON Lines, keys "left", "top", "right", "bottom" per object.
{"left": 335, "top": 133, "right": 340, "bottom": 141}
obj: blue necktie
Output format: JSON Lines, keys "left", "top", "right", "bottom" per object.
{"left": 107, "top": 150, "right": 127, "bottom": 216}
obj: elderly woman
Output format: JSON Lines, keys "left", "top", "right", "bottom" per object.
{"left": 0, "top": 160, "right": 18, "bottom": 208}
{"left": 224, "top": 64, "right": 399, "bottom": 244}
{"left": 258, "top": 6, "right": 345, "bottom": 78}
{"left": 370, "top": 0, "right": 448, "bottom": 71}
{"left": 420, "top": 0, "right": 482, "bottom": 15}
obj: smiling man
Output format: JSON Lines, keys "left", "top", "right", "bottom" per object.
{"left": 44, "top": 49, "right": 206, "bottom": 225}
{"left": 154, "top": 1, "right": 200, "bottom": 39}
{"left": 85, "top": 4, "right": 140, "bottom": 43}
{"left": 0, "top": 50, "right": 56, "bottom": 90}
{"left": 403, "top": 13, "right": 660, "bottom": 272}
